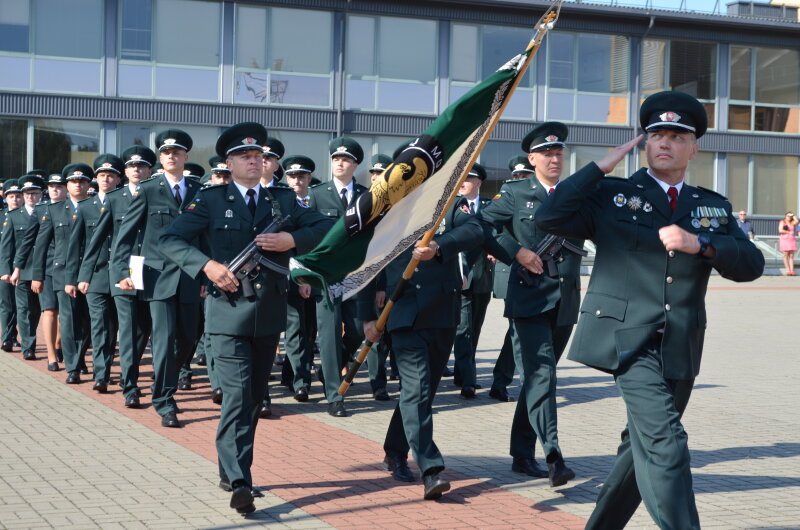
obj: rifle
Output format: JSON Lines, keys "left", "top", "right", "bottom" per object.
{"left": 218, "top": 214, "right": 291, "bottom": 300}
{"left": 518, "top": 234, "right": 587, "bottom": 285}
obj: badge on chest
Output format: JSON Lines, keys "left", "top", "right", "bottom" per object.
{"left": 691, "top": 206, "right": 727, "bottom": 229}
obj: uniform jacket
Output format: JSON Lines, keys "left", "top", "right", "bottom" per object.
{"left": 308, "top": 179, "right": 368, "bottom": 220}
{"left": 80, "top": 185, "right": 142, "bottom": 297}
{"left": 112, "top": 175, "right": 202, "bottom": 302}
{"left": 480, "top": 176, "right": 583, "bottom": 324}
{"left": 535, "top": 163, "right": 765, "bottom": 380}
{"left": 65, "top": 196, "right": 111, "bottom": 294}
{"left": 159, "top": 182, "right": 333, "bottom": 337}
{"left": 357, "top": 207, "right": 484, "bottom": 332}
{"left": 447, "top": 196, "right": 495, "bottom": 294}
{"left": 31, "top": 200, "right": 80, "bottom": 288}
{"left": 1, "top": 207, "right": 38, "bottom": 280}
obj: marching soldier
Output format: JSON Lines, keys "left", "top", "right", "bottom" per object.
{"left": 535, "top": 90, "right": 764, "bottom": 530}
{"left": 31, "top": 164, "right": 93, "bottom": 384}
{"left": 81, "top": 146, "right": 154, "bottom": 408}
{"left": 307, "top": 137, "right": 368, "bottom": 417}
{"left": 0, "top": 179, "right": 20, "bottom": 355}
{"left": 2, "top": 175, "right": 45, "bottom": 361}
{"left": 451, "top": 163, "right": 494, "bottom": 398}
{"left": 65, "top": 155, "right": 124, "bottom": 392}
{"left": 358, "top": 186, "right": 484, "bottom": 500}
{"left": 160, "top": 122, "right": 332, "bottom": 514}
{"left": 112, "top": 130, "right": 203, "bottom": 427}
{"left": 480, "top": 122, "right": 582, "bottom": 485}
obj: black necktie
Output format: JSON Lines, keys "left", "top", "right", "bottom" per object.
{"left": 246, "top": 188, "right": 256, "bottom": 217}
{"left": 173, "top": 184, "right": 182, "bottom": 206}
{"left": 340, "top": 187, "right": 349, "bottom": 209}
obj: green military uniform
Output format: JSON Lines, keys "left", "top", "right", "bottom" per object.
{"left": 480, "top": 122, "right": 582, "bottom": 481}
{"left": 65, "top": 155, "right": 125, "bottom": 389}
{"left": 0, "top": 179, "right": 19, "bottom": 351}
{"left": 160, "top": 122, "right": 333, "bottom": 512}
{"left": 31, "top": 164, "right": 93, "bottom": 380}
{"left": 80, "top": 146, "right": 154, "bottom": 405}
{"left": 2, "top": 176, "right": 45, "bottom": 359}
{"left": 357, "top": 204, "right": 483, "bottom": 495}
{"left": 111, "top": 130, "right": 202, "bottom": 421}
{"left": 38, "top": 175, "right": 62, "bottom": 320}
{"left": 535, "top": 91, "right": 764, "bottom": 529}
{"left": 307, "top": 137, "right": 368, "bottom": 412}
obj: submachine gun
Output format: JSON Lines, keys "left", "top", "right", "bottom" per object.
{"left": 518, "top": 233, "right": 587, "bottom": 286}
{"left": 218, "top": 214, "right": 291, "bottom": 300}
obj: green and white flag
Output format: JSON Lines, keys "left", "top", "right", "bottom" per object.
{"left": 290, "top": 4, "right": 560, "bottom": 301}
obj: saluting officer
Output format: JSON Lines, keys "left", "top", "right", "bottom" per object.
{"left": 307, "top": 137, "right": 369, "bottom": 417}
{"left": 159, "top": 122, "right": 333, "bottom": 514}
{"left": 31, "top": 164, "right": 92, "bottom": 384}
{"left": 81, "top": 146, "right": 155, "bottom": 408}
{"left": 535, "top": 91, "right": 764, "bottom": 529}
{"left": 65, "top": 154, "right": 124, "bottom": 392}
{"left": 0, "top": 179, "right": 20, "bottom": 355}
{"left": 480, "top": 122, "right": 582, "bottom": 486}
{"left": 112, "top": 130, "right": 203, "bottom": 427}
{"left": 2, "top": 175, "right": 46, "bottom": 361}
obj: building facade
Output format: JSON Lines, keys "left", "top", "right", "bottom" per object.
{"left": 0, "top": 0, "right": 798, "bottom": 228}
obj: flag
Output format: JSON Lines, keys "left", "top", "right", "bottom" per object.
{"left": 291, "top": 5, "right": 560, "bottom": 302}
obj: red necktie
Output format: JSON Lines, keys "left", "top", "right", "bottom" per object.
{"left": 667, "top": 186, "right": 678, "bottom": 211}
{"left": 548, "top": 187, "right": 555, "bottom": 195}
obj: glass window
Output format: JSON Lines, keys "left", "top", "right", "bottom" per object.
{"left": 155, "top": 66, "right": 218, "bottom": 101}
{"left": 33, "top": 119, "right": 101, "bottom": 173}
{"left": 0, "top": 117, "right": 28, "bottom": 180}
{"left": 450, "top": 24, "right": 478, "bottom": 83}
{"left": 0, "top": 56, "right": 30, "bottom": 90}
{"left": 34, "top": 0, "right": 102, "bottom": 59}
{"left": 752, "top": 155, "right": 799, "bottom": 216}
{"left": 684, "top": 151, "right": 715, "bottom": 190}
{"left": 573, "top": 146, "right": 626, "bottom": 178}
{"left": 235, "top": 6, "right": 332, "bottom": 107}
{"left": 117, "top": 123, "right": 151, "bottom": 151}
{"left": 118, "top": 63, "right": 152, "bottom": 97}
{"left": 755, "top": 48, "right": 799, "bottom": 106}
{"left": 730, "top": 47, "right": 751, "bottom": 101}
{"left": 155, "top": 0, "right": 219, "bottom": 67}
{"left": 547, "top": 32, "right": 629, "bottom": 124}
{"left": 346, "top": 15, "right": 437, "bottom": 114}
{"left": 0, "top": 0, "right": 30, "bottom": 53}
{"left": 120, "top": 0, "right": 151, "bottom": 61}
{"left": 727, "top": 154, "right": 750, "bottom": 213}
{"left": 34, "top": 58, "right": 102, "bottom": 94}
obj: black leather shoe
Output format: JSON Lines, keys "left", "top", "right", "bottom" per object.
{"left": 489, "top": 387, "right": 515, "bottom": 402}
{"left": 512, "top": 457, "right": 549, "bottom": 478}
{"left": 65, "top": 371, "right": 81, "bottom": 384}
{"left": 124, "top": 394, "right": 140, "bottom": 408}
{"left": 195, "top": 354, "right": 207, "bottom": 366}
{"left": 161, "top": 412, "right": 182, "bottom": 428}
{"left": 327, "top": 401, "right": 347, "bottom": 417}
{"left": 211, "top": 388, "right": 223, "bottom": 405}
{"left": 92, "top": 380, "right": 108, "bottom": 393}
{"left": 258, "top": 402, "right": 272, "bottom": 418}
{"left": 441, "top": 367, "right": 454, "bottom": 377}
{"left": 55, "top": 348, "right": 63, "bottom": 362}
{"left": 547, "top": 456, "right": 575, "bottom": 487}
{"left": 219, "top": 480, "right": 263, "bottom": 498}
{"left": 422, "top": 471, "right": 450, "bottom": 500}
{"left": 178, "top": 378, "right": 192, "bottom": 391}
{"left": 230, "top": 483, "right": 255, "bottom": 514}
{"left": 47, "top": 362, "right": 61, "bottom": 372}
{"left": 79, "top": 366, "right": 89, "bottom": 375}
{"left": 293, "top": 387, "right": 309, "bottom": 402}
{"left": 373, "top": 388, "right": 390, "bottom": 401}
{"left": 1, "top": 341, "right": 13, "bottom": 352}
{"left": 383, "top": 455, "right": 415, "bottom": 482}
{"left": 460, "top": 385, "right": 476, "bottom": 399}
{"left": 274, "top": 353, "right": 285, "bottom": 366}
{"left": 22, "top": 349, "right": 36, "bottom": 360}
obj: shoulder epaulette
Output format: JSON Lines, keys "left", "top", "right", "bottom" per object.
{"left": 505, "top": 177, "right": 527, "bottom": 183}
{"left": 199, "top": 183, "right": 226, "bottom": 192}
{"left": 310, "top": 181, "right": 328, "bottom": 189}
{"left": 78, "top": 196, "right": 95, "bottom": 204}
{"left": 603, "top": 176, "right": 630, "bottom": 182}
{"left": 106, "top": 186, "right": 127, "bottom": 196}
{"left": 696, "top": 186, "right": 729, "bottom": 201}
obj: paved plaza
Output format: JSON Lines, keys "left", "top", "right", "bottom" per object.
{"left": 0, "top": 275, "right": 798, "bottom": 529}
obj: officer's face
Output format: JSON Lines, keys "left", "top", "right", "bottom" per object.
{"left": 459, "top": 176, "right": 482, "bottom": 199}
{"left": 369, "top": 170, "right": 384, "bottom": 183}
{"left": 96, "top": 171, "right": 120, "bottom": 193}
{"left": 210, "top": 172, "right": 231, "bottom": 185}
{"left": 227, "top": 149, "right": 263, "bottom": 184}
{"left": 287, "top": 173, "right": 311, "bottom": 197}
{"left": 529, "top": 148, "right": 564, "bottom": 181}
{"left": 125, "top": 163, "right": 151, "bottom": 185}
{"left": 5, "top": 192, "right": 21, "bottom": 210}
{"left": 23, "top": 190, "right": 41, "bottom": 207}
{"left": 645, "top": 130, "right": 698, "bottom": 175}
{"left": 48, "top": 183, "right": 67, "bottom": 202}
{"left": 331, "top": 155, "right": 357, "bottom": 180}
{"left": 67, "top": 179, "right": 89, "bottom": 199}
{"left": 262, "top": 155, "right": 279, "bottom": 178}
{"left": 159, "top": 148, "right": 188, "bottom": 173}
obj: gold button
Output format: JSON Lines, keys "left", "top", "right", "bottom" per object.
{"left": 666, "top": 276, "right": 673, "bottom": 284}
{"left": 665, "top": 304, "right": 671, "bottom": 311}
{"left": 668, "top": 250, "right": 675, "bottom": 258}
{"left": 595, "top": 310, "right": 601, "bottom": 315}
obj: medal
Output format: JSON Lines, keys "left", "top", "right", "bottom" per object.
{"left": 643, "top": 202, "right": 652, "bottom": 213}
{"left": 225, "top": 209, "right": 233, "bottom": 218}
{"left": 710, "top": 218, "right": 719, "bottom": 228}
{"left": 700, "top": 217, "right": 710, "bottom": 228}
{"left": 691, "top": 218, "right": 702, "bottom": 229}
{"left": 720, "top": 216, "right": 728, "bottom": 225}
{"left": 627, "top": 196, "right": 642, "bottom": 211}
{"left": 613, "top": 193, "right": 626, "bottom": 207}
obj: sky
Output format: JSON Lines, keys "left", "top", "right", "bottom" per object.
{"left": 567, "top": 0, "right": 771, "bottom": 15}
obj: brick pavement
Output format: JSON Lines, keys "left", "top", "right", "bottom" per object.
{"left": 1, "top": 275, "right": 799, "bottom": 529}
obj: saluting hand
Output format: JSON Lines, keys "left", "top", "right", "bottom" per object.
{"left": 516, "top": 247, "right": 544, "bottom": 275}
{"left": 596, "top": 135, "right": 644, "bottom": 174}
{"left": 203, "top": 260, "right": 239, "bottom": 293}
{"left": 256, "top": 232, "right": 295, "bottom": 253}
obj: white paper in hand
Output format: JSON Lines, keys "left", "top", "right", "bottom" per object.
{"left": 129, "top": 255, "right": 145, "bottom": 290}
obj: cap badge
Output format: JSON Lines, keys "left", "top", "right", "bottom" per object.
{"left": 374, "top": 163, "right": 384, "bottom": 169}
{"left": 131, "top": 154, "right": 142, "bottom": 161}
{"left": 102, "top": 163, "right": 111, "bottom": 168}
{"left": 659, "top": 111, "right": 681, "bottom": 123}
{"left": 242, "top": 137, "right": 257, "bottom": 145}
{"left": 183, "top": 170, "right": 191, "bottom": 176}
{"left": 262, "top": 146, "right": 272, "bottom": 153}
{"left": 514, "top": 163, "right": 525, "bottom": 171}
{"left": 613, "top": 193, "right": 627, "bottom": 207}
{"left": 545, "top": 135, "right": 559, "bottom": 142}
{"left": 290, "top": 164, "right": 301, "bottom": 170}
{"left": 216, "top": 163, "right": 227, "bottom": 169}
{"left": 164, "top": 138, "right": 176, "bottom": 145}
{"left": 72, "top": 171, "right": 83, "bottom": 177}
{"left": 336, "top": 146, "right": 348, "bottom": 152}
